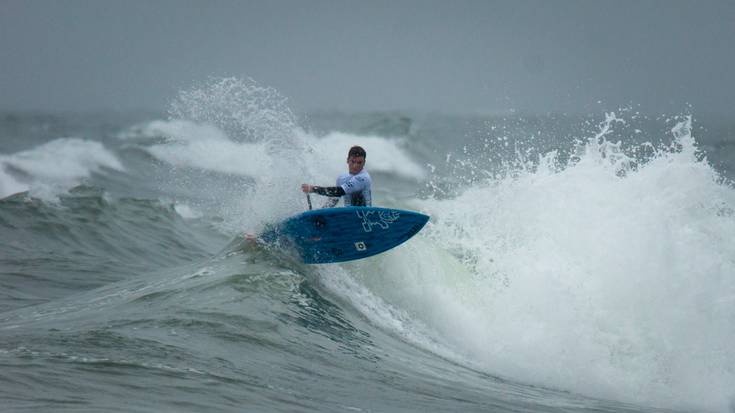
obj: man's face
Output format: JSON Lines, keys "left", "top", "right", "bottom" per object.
{"left": 347, "top": 155, "right": 365, "bottom": 175}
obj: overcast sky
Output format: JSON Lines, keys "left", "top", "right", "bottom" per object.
{"left": 1, "top": 0, "right": 734, "bottom": 115}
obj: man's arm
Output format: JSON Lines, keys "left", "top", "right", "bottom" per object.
{"left": 302, "top": 184, "right": 345, "bottom": 197}
{"left": 312, "top": 186, "right": 346, "bottom": 197}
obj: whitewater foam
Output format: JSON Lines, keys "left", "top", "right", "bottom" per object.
{"left": 124, "top": 119, "right": 426, "bottom": 182}
{"left": 173, "top": 203, "right": 202, "bottom": 219}
{"left": 304, "top": 131, "right": 426, "bottom": 180}
{"left": 126, "top": 119, "right": 273, "bottom": 176}
{"left": 357, "top": 115, "right": 735, "bottom": 412}
{"left": 0, "top": 138, "right": 124, "bottom": 199}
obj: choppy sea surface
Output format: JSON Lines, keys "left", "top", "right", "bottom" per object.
{"left": 1, "top": 78, "right": 734, "bottom": 412}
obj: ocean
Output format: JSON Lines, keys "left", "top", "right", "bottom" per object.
{"left": 1, "top": 78, "right": 734, "bottom": 412}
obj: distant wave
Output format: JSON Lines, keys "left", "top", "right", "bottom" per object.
{"left": 305, "top": 131, "right": 426, "bottom": 180}
{"left": 120, "top": 119, "right": 426, "bottom": 181}
{"left": 0, "top": 138, "right": 124, "bottom": 199}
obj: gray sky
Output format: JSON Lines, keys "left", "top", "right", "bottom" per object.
{"left": 1, "top": 0, "right": 734, "bottom": 115}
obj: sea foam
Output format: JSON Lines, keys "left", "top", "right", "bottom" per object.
{"left": 0, "top": 138, "right": 124, "bottom": 199}
{"left": 349, "top": 114, "right": 735, "bottom": 412}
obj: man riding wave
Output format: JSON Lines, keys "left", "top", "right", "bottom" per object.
{"left": 301, "top": 145, "right": 371, "bottom": 207}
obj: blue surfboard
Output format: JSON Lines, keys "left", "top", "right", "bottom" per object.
{"left": 260, "top": 207, "right": 429, "bottom": 264}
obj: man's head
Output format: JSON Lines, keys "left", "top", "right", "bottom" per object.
{"left": 347, "top": 145, "right": 366, "bottom": 175}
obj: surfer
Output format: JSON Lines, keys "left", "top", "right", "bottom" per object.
{"left": 301, "top": 145, "right": 372, "bottom": 207}
{"left": 244, "top": 146, "right": 371, "bottom": 244}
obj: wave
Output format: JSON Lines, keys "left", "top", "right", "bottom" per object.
{"left": 1, "top": 232, "right": 620, "bottom": 413}
{"left": 305, "top": 131, "right": 426, "bottom": 180}
{"left": 120, "top": 119, "right": 426, "bottom": 181}
{"left": 0, "top": 138, "right": 124, "bottom": 199}
{"left": 0, "top": 187, "right": 226, "bottom": 312}
{"left": 119, "top": 80, "right": 735, "bottom": 410}
{"left": 120, "top": 119, "right": 272, "bottom": 176}
{"left": 351, "top": 114, "right": 735, "bottom": 412}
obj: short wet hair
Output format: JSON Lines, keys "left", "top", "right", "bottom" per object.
{"left": 348, "top": 145, "right": 366, "bottom": 158}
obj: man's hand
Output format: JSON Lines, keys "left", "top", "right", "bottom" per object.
{"left": 301, "top": 184, "right": 313, "bottom": 193}
{"left": 243, "top": 233, "right": 259, "bottom": 245}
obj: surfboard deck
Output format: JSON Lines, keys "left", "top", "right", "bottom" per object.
{"left": 260, "top": 206, "right": 429, "bottom": 264}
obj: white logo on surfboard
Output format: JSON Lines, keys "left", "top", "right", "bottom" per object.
{"left": 356, "top": 210, "right": 400, "bottom": 232}
{"left": 354, "top": 241, "right": 367, "bottom": 251}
